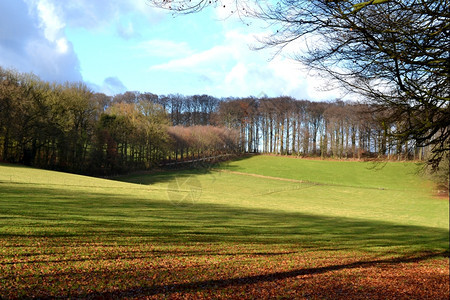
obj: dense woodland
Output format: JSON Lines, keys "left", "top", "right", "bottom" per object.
{"left": 0, "top": 67, "right": 432, "bottom": 175}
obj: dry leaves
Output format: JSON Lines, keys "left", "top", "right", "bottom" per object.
{"left": 1, "top": 238, "right": 448, "bottom": 299}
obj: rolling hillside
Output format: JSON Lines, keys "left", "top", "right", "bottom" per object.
{"left": 0, "top": 157, "right": 448, "bottom": 298}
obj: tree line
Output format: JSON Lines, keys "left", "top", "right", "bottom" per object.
{"left": 0, "top": 67, "right": 435, "bottom": 175}
{"left": 0, "top": 68, "right": 238, "bottom": 175}
{"left": 106, "top": 93, "right": 433, "bottom": 160}
{"left": 217, "top": 97, "right": 433, "bottom": 160}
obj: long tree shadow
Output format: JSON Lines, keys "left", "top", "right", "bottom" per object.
{"left": 82, "top": 251, "right": 448, "bottom": 298}
{"left": 0, "top": 184, "right": 448, "bottom": 253}
{"left": 112, "top": 166, "right": 215, "bottom": 185}
{"left": 110, "top": 154, "right": 254, "bottom": 185}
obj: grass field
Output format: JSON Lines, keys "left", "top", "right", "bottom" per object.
{"left": 0, "top": 155, "right": 448, "bottom": 298}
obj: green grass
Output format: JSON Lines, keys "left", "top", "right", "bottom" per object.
{"left": 0, "top": 156, "right": 448, "bottom": 298}
{"left": 222, "top": 155, "right": 427, "bottom": 190}
{"left": 217, "top": 155, "right": 448, "bottom": 229}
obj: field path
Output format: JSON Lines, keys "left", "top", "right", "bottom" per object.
{"left": 218, "top": 169, "right": 391, "bottom": 192}
{"left": 218, "top": 169, "right": 310, "bottom": 184}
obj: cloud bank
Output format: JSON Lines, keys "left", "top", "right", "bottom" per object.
{"left": 1, "top": 1, "right": 342, "bottom": 100}
{"left": 149, "top": 31, "right": 340, "bottom": 100}
{"left": 0, "top": 0, "right": 82, "bottom": 82}
{"left": 0, "top": 0, "right": 162, "bottom": 85}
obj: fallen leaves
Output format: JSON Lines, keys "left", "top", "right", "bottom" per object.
{"left": 0, "top": 237, "right": 448, "bottom": 299}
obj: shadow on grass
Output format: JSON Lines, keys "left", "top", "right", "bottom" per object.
{"left": 112, "top": 154, "right": 254, "bottom": 185}
{"left": 83, "top": 251, "right": 447, "bottom": 298}
{"left": 112, "top": 167, "right": 215, "bottom": 185}
{"left": 0, "top": 183, "right": 448, "bottom": 254}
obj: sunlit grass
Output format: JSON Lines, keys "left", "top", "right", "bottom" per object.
{"left": 0, "top": 157, "right": 448, "bottom": 298}
{"left": 221, "top": 155, "right": 427, "bottom": 190}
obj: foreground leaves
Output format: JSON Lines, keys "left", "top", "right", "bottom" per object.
{"left": 1, "top": 237, "right": 448, "bottom": 299}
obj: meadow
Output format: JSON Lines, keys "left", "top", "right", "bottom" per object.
{"left": 0, "top": 155, "right": 448, "bottom": 298}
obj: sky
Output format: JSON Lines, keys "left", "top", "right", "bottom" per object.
{"left": 0, "top": 0, "right": 342, "bottom": 100}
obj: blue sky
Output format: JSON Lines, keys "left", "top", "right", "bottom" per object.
{"left": 0, "top": 0, "right": 341, "bottom": 100}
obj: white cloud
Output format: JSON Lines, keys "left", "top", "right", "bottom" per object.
{"left": 1, "top": 0, "right": 171, "bottom": 85}
{"left": 225, "top": 63, "right": 247, "bottom": 85}
{"left": 34, "top": 0, "right": 65, "bottom": 42}
{"left": 55, "top": 38, "right": 69, "bottom": 54}
{"left": 25, "top": 38, "right": 81, "bottom": 81}
{"left": 151, "top": 45, "right": 234, "bottom": 72}
{"left": 1, "top": 0, "right": 342, "bottom": 100}
{"left": 0, "top": 0, "right": 165, "bottom": 84}
{"left": 0, "top": 1, "right": 81, "bottom": 82}
{"left": 136, "top": 40, "right": 194, "bottom": 58}
{"left": 149, "top": 29, "right": 342, "bottom": 100}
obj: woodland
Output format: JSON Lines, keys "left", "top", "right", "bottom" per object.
{"left": 0, "top": 67, "right": 434, "bottom": 176}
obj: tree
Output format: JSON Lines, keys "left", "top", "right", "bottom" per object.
{"left": 0, "top": 68, "right": 23, "bottom": 162}
{"left": 150, "top": 0, "right": 449, "bottom": 197}
{"left": 136, "top": 99, "right": 171, "bottom": 166}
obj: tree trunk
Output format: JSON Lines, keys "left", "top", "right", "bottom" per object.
{"left": 2, "top": 130, "right": 9, "bottom": 161}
